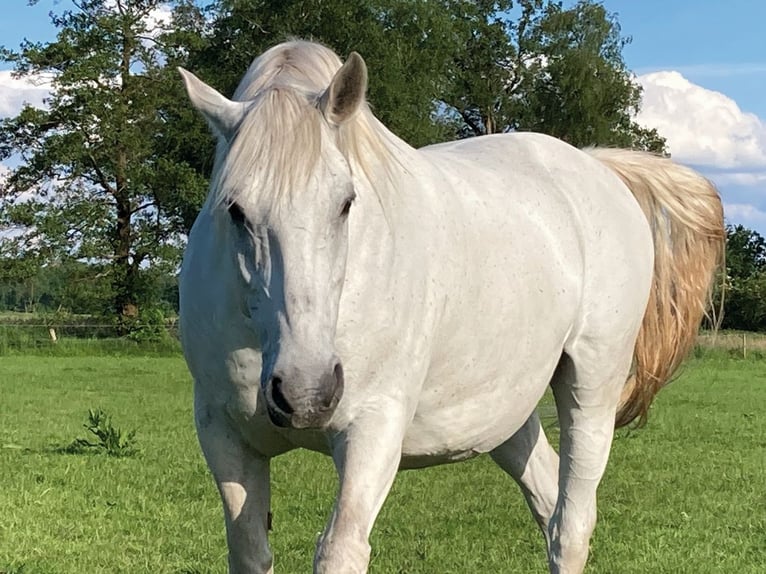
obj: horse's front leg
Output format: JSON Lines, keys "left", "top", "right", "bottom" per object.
{"left": 196, "top": 400, "right": 274, "bottom": 574}
{"left": 314, "top": 399, "right": 408, "bottom": 574}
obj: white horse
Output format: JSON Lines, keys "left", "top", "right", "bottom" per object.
{"left": 178, "top": 40, "right": 724, "bottom": 573}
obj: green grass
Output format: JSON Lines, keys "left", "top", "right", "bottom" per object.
{"left": 0, "top": 355, "right": 764, "bottom": 573}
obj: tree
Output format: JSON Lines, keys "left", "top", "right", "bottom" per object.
{"left": 185, "top": 0, "right": 459, "bottom": 149}
{"left": 725, "top": 224, "right": 766, "bottom": 280}
{"left": 721, "top": 224, "right": 766, "bottom": 331}
{"left": 442, "top": 0, "right": 667, "bottom": 152}
{"left": 440, "top": 0, "right": 517, "bottom": 138}
{"left": 721, "top": 273, "right": 766, "bottom": 333}
{"left": 0, "top": 0, "right": 206, "bottom": 320}
{"left": 0, "top": 255, "right": 45, "bottom": 313}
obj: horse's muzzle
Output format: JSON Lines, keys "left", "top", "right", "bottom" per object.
{"left": 264, "top": 362, "right": 344, "bottom": 429}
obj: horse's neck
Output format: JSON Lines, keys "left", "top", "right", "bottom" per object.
{"left": 345, "top": 147, "right": 447, "bottom": 305}
{"left": 348, "top": 147, "right": 435, "bottom": 256}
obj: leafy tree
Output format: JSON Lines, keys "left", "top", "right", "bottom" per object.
{"left": 440, "top": 0, "right": 517, "bottom": 138}
{"left": 722, "top": 274, "right": 766, "bottom": 332}
{"left": 725, "top": 224, "right": 766, "bottom": 280}
{"left": 0, "top": 255, "right": 45, "bottom": 313}
{"left": 721, "top": 224, "right": 766, "bottom": 331}
{"left": 187, "top": 0, "right": 459, "bottom": 148}
{"left": 0, "top": 257, "right": 178, "bottom": 316}
{"left": 0, "top": 0, "right": 205, "bottom": 320}
{"left": 442, "top": 0, "right": 667, "bottom": 152}
{"left": 191, "top": 1, "right": 667, "bottom": 152}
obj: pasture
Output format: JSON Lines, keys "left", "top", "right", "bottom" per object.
{"left": 0, "top": 353, "right": 764, "bottom": 573}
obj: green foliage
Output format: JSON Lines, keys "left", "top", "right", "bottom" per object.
{"left": 723, "top": 273, "right": 766, "bottom": 331}
{"left": 187, "top": 0, "right": 664, "bottom": 152}
{"left": 722, "top": 224, "right": 766, "bottom": 332}
{"left": 125, "top": 307, "right": 172, "bottom": 343}
{"left": 0, "top": 258, "right": 179, "bottom": 317}
{"left": 62, "top": 408, "right": 138, "bottom": 457}
{"left": 726, "top": 223, "right": 766, "bottom": 279}
{"left": 0, "top": 259, "right": 113, "bottom": 314}
{"left": 441, "top": 0, "right": 666, "bottom": 152}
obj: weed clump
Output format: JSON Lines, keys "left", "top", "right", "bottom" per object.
{"left": 62, "top": 408, "right": 138, "bottom": 457}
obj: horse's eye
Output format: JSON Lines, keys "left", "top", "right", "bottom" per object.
{"left": 340, "top": 194, "right": 356, "bottom": 217}
{"left": 228, "top": 202, "right": 246, "bottom": 224}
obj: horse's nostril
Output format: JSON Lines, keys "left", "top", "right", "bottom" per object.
{"left": 328, "top": 362, "right": 345, "bottom": 407}
{"left": 333, "top": 362, "right": 344, "bottom": 387}
{"left": 270, "top": 377, "right": 294, "bottom": 414}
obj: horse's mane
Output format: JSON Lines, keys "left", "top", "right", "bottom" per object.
{"left": 210, "top": 40, "right": 406, "bottom": 211}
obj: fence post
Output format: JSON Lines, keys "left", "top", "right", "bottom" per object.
{"left": 743, "top": 332, "right": 747, "bottom": 359}
{"left": 48, "top": 327, "right": 57, "bottom": 343}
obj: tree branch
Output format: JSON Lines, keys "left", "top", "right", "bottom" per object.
{"left": 86, "top": 153, "right": 116, "bottom": 196}
{"left": 459, "top": 109, "right": 484, "bottom": 137}
{"left": 130, "top": 201, "right": 156, "bottom": 216}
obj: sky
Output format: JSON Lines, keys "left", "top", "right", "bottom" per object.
{"left": 1, "top": 0, "right": 766, "bottom": 233}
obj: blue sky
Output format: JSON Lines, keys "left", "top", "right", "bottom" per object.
{"left": 2, "top": 0, "right": 766, "bottom": 234}
{"left": 615, "top": 0, "right": 765, "bottom": 118}
{"left": 1, "top": 1, "right": 63, "bottom": 49}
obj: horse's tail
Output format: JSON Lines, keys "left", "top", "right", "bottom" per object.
{"left": 586, "top": 148, "right": 725, "bottom": 428}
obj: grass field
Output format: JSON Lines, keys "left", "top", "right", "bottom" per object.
{"left": 1, "top": 354, "right": 765, "bottom": 573}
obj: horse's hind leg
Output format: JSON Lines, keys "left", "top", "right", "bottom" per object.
{"left": 490, "top": 410, "right": 559, "bottom": 548}
{"left": 196, "top": 401, "right": 274, "bottom": 574}
{"left": 547, "top": 342, "right": 634, "bottom": 574}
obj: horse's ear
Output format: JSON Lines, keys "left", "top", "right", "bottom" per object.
{"left": 319, "top": 52, "right": 368, "bottom": 126}
{"left": 178, "top": 67, "right": 244, "bottom": 141}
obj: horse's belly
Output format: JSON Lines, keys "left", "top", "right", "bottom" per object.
{"left": 400, "top": 351, "right": 561, "bottom": 465}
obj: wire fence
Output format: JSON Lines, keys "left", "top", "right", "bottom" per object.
{"left": 0, "top": 320, "right": 181, "bottom": 355}
{"left": 0, "top": 322, "right": 179, "bottom": 339}
{"left": 1, "top": 321, "right": 764, "bottom": 358}
{"left": 696, "top": 330, "right": 766, "bottom": 359}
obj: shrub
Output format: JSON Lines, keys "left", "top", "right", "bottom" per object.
{"left": 126, "top": 307, "right": 171, "bottom": 343}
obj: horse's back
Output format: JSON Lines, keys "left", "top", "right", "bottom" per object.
{"left": 423, "top": 132, "right": 652, "bottom": 302}
{"left": 422, "top": 132, "right": 640, "bottom": 217}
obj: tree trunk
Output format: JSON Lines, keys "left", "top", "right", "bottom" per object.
{"left": 113, "top": 193, "right": 137, "bottom": 319}
{"left": 113, "top": 10, "right": 138, "bottom": 323}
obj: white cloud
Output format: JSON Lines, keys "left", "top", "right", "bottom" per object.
{"left": 0, "top": 70, "right": 52, "bottom": 118}
{"left": 144, "top": 4, "right": 173, "bottom": 36}
{"left": 636, "top": 71, "right": 766, "bottom": 170}
{"left": 0, "top": 73, "right": 50, "bottom": 199}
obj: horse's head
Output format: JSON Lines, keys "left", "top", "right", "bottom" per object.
{"left": 181, "top": 47, "right": 369, "bottom": 429}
